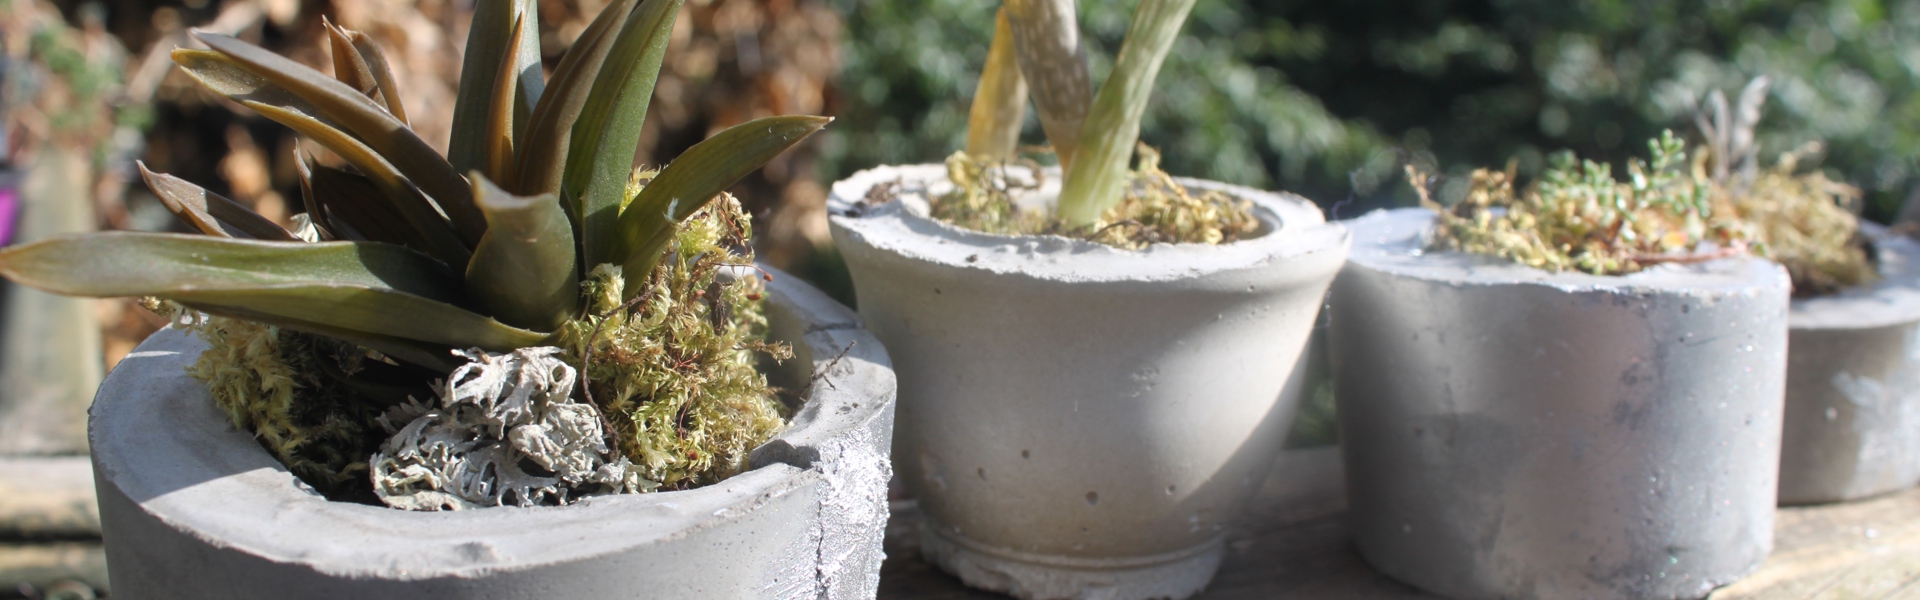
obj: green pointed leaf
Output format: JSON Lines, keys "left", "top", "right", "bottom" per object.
{"left": 190, "top": 32, "right": 485, "bottom": 245}
{"left": 483, "top": 15, "right": 528, "bottom": 183}
{"left": 244, "top": 101, "right": 472, "bottom": 268}
{"left": 616, "top": 115, "right": 829, "bottom": 297}
{"left": 139, "top": 162, "right": 296, "bottom": 241}
{"left": 0, "top": 233, "right": 547, "bottom": 351}
{"left": 562, "top": 0, "right": 684, "bottom": 268}
{"left": 184, "top": 302, "right": 462, "bottom": 371}
{"left": 465, "top": 173, "right": 578, "bottom": 331}
{"left": 324, "top": 19, "right": 381, "bottom": 102}
{"left": 1054, "top": 0, "right": 1196, "bottom": 227}
{"left": 449, "top": 0, "right": 544, "bottom": 175}
{"left": 510, "top": 0, "right": 638, "bottom": 195}
{"left": 965, "top": 8, "right": 1029, "bottom": 161}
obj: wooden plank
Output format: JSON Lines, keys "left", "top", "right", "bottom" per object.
{"left": 0, "top": 150, "right": 103, "bottom": 455}
{"left": 882, "top": 447, "right": 1920, "bottom": 599}
{"left": 0, "top": 542, "right": 107, "bottom": 593}
{"left": 0, "top": 456, "right": 98, "bottom": 538}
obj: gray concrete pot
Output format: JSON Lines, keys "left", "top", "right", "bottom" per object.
{"left": 1778, "top": 222, "right": 1920, "bottom": 505}
{"left": 1330, "top": 208, "right": 1791, "bottom": 600}
{"left": 89, "top": 271, "right": 896, "bottom": 599}
{"left": 828, "top": 164, "right": 1349, "bottom": 600}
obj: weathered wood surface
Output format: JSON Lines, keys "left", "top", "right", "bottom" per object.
{"left": 0, "top": 151, "right": 103, "bottom": 455}
{"left": 880, "top": 446, "right": 1920, "bottom": 599}
{"left": 0, "top": 542, "right": 108, "bottom": 594}
{"left": 0, "top": 456, "right": 98, "bottom": 539}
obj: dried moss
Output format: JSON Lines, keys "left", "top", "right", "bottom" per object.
{"left": 1417, "top": 129, "right": 1879, "bottom": 295}
{"left": 168, "top": 303, "right": 388, "bottom": 494}
{"left": 931, "top": 145, "right": 1259, "bottom": 250}
{"left": 555, "top": 192, "right": 791, "bottom": 490}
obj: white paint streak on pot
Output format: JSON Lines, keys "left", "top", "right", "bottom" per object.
{"left": 828, "top": 164, "right": 1349, "bottom": 600}
{"left": 1780, "top": 222, "right": 1920, "bottom": 505}
{"left": 89, "top": 270, "right": 896, "bottom": 599}
{"left": 1330, "top": 208, "right": 1790, "bottom": 600}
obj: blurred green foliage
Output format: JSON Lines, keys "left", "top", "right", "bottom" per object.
{"left": 825, "top": 0, "right": 1920, "bottom": 220}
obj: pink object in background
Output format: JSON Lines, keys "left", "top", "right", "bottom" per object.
{"left": 0, "top": 187, "right": 17, "bottom": 246}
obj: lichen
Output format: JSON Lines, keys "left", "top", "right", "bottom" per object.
{"left": 555, "top": 192, "right": 792, "bottom": 490}
{"left": 369, "top": 347, "right": 650, "bottom": 510}
{"left": 931, "top": 145, "right": 1259, "bottom": 250}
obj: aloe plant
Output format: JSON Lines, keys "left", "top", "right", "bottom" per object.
{"left": 967, "top": 0, "right": 1197, "bottom": 228}
{"left": 0, "top": 0, "right": 828, "bottom": 372}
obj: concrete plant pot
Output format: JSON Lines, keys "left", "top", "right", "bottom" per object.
{"left": 1329, "top": 208, "right": 1791, "bottom": 600}
{"left": 1778, "top": 222, "right": 1920, "bottom": 504}
{"left": 827, "top": 164, "right": 1349, "bottom": 600}
{"left": 89, "top": 270, "right": 896, "bottom": 599}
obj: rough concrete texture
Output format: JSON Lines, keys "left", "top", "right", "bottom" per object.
{"left": 89, "top": 268, "right": 896, "bottom": 599}
{"left": 1330, "top": 208, "right": 1791, "bottom": 600}
{"left": 828, "top": 164, "right": 1349, "bottom": 600}
{"left": 1779, "top": 222, "right": 1920, "bottom": 505}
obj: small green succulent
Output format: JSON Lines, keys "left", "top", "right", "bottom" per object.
{"left": 0, "top": 0, "right": 827, "bottom": 371}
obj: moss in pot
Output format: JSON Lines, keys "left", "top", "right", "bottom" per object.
{"left": 0, "top": 0, "right": 901, "bottom": 596}
{"left": 829, "top": 2, "right": 1349, "bottom": 599}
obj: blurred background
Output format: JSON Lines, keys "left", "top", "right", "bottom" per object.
{"left": 0, "top": 0, "right": 1915, "bottom": 594}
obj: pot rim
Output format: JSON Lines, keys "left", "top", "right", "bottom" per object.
{"left": 88, "top": 266, "right": 893, "bottom": 580}
{"left": 1343, "top": 207, "right": 1788, "bottom": 297}
{"left": 826, "top": 163, "right": 1349, "bottom": 284}
{"left": 1788, "top": 221, "right": 1920, "bottom": 329}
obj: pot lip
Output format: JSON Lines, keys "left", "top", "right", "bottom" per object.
{"left": 1788, "top": 221, "right": 1920, "bottom": 329}
{"left": 87, "top": 266, "right": 893, "bottom": 579}
{"left": 1341, "top": 207, "right": 1789, "bottom": 296}
{"left": 825, "top": 163, "right": 1349, "bottom": 283}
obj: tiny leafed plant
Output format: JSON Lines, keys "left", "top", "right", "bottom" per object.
{"left": 1410, "top": 77, "right": 1876, "bottom": 296}
{"left": 917, "top": 0, "right": 1257, "bottom": 250}
{"left": 0, "top": 0, "right": 827, "bottom": 509}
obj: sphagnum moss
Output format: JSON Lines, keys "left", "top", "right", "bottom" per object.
{"left": 932, "top": 145, "right": 1258, "bottom": 250}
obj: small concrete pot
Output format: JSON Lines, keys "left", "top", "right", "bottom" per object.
{"left": 1779, "top": 222, "right": 1920, "bottom": 504}
{"left": 828, "top": 164, "right": 1349, "bottom": 600}
{"left": 89, "top": 271, "right": 896, "bottom": 599}
{"left": 1330, "top": 208, "right": 1790, "bottom": 600}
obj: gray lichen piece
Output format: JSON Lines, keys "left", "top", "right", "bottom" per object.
{"left": 370, "top": 347, "right": 656, "bottom": 511}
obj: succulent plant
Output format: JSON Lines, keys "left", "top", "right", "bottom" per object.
{"left": 0, "top": 0, "right": 827, "bottom": 372}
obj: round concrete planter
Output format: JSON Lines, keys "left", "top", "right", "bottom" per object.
{"left": 89, "top": 270, "right": 896, "bottom": 599}
{"left": 1330, "top": 208, "right": 1791, "bottom": 600}
{"left": 1779, "top": 222, "right": 1920, "bottom": 505}
{"left": 827, "top": 164, "right": 1349, "bottom": 600}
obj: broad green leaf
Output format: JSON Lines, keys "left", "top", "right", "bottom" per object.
{"left": 465, "top": 172, "right": 578, "bottom": 331}
{"left": 448, "top": 0, "right": 544, "bottom": 175}
{"left": 616, "top": 115, "right": 829, "bottom": 297}
{"left": 562, "top": 0, "right": 683, "bottom": 268}
{"left": 349, "top": 31, "right": 409, "bottom": 125}
{"left": 510, "top": 0, "right": 638, "bottom": 195}
{"left": 0, "top": 233, "right": 547, "bottom": 351}
{"left": 191, "top": 32, "right": 485, "bottom": 245}
{"left": 245, "top": 102, "right": 472, "bottom": 268}
{"left": 965, "top": 8, "right": 1029, "bottom": 161}
{"left": 182, "top": 302, "right": 461, "bottom": 371}
{"left": 1054, "top": 0, "right": 1196, "bottom": 227}
{"left": 138, "top": 162, "right": 295, "bottom": 241}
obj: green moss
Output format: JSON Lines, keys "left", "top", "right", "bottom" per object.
{"left": 555, "top": 192, "right": 791, "bottom": 490}
{"left": 169, "top": 304, "right": 387, "bottom": 495}
{"left": 931, "top": 145, "right": 1259, "bottom": 250}
{"left": 1417, "top": 130, "right": 1878, "bottom": 295}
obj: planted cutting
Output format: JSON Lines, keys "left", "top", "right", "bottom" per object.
{"left": 0, "top": 0, "right": 827, "bottom": 508}
{"left": 828, "top": 3, "right": 1349, "bottom": 599}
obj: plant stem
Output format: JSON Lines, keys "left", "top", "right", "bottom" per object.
{"left": 965, "top": 7, "right": 1029, "bottom": 161}
{"left": 1004, "top": 0, "right": 1091, "bottom": 169}
{"left": 1054, "top": 0, "right": 1195, "bottom": 228}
